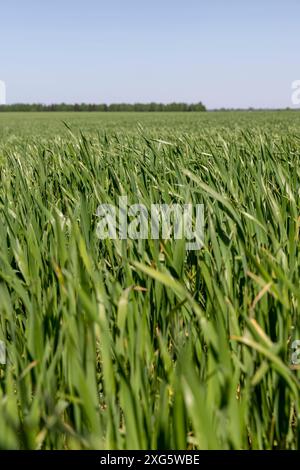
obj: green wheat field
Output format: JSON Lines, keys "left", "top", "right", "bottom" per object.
{"left": 0, "top": 111, "right": 299, "bottom": 449}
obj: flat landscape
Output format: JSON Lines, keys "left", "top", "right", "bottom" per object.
{"left": 0, "top": 111, "right": 299, "bottom": 449}
{"left": 1, "top": 110, "right": 300, "bottom": 138}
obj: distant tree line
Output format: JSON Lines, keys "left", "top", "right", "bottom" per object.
{"left": 0, "top": 102, "right": 206, "bottom": 112}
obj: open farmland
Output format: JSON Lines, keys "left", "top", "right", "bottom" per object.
{"left": 0, "top": 111, "right": 299, "bottom": 449}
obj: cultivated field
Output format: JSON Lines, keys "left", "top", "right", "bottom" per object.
{"left": 0, "top": 111, "right": 299, "bottom": 449}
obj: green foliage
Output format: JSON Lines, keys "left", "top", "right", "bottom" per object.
{"left": 0, "top": 102, "right": 206, "bottom": 113}
{"left": 0, "top": 111, "right": 299, "bottom": 449}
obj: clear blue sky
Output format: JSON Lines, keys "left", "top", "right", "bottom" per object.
{"left": 0, "top": 0, "right": 299, "bottom": 108}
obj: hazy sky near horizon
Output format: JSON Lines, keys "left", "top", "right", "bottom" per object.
{"left": 0, "top": 0, "right": 299, "bottom": 108}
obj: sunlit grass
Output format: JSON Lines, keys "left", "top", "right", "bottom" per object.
{"left": 0, "top": 112, "right": 299, "bottom": 449}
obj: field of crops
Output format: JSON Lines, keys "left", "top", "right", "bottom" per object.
{"left": 0, "top": 111, "right": 299, "bottom": 449}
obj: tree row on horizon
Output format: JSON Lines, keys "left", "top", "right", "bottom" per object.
{"left": 0, "top": 102, "right": 206, "bottom": 112}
